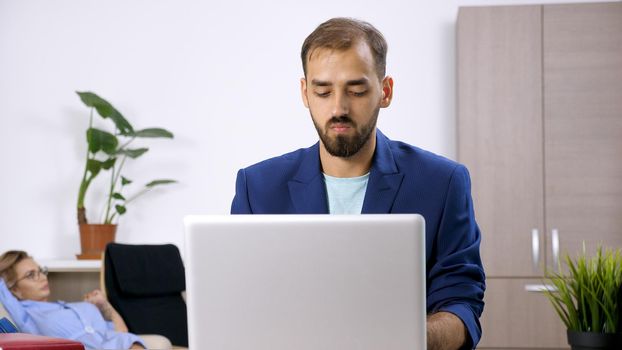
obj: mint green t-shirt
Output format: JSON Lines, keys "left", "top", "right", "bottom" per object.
{"left": 323, "top": 173, "right": 370, "bottom": 214}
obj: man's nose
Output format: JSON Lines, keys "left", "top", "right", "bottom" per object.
{"left": 331, "top": 92, "right": 349, "bottom": 117}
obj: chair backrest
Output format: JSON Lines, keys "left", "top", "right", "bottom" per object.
{"left": 103, "top": 243, "right": 188, "bottom": 347}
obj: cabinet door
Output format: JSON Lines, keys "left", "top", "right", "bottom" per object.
{"left": 543, "top": 2, "right": 622, "bottom": 266}
{"left": 457, "top": 5, "right": 545, "bottom": 277}
{"left": 478, "top": 278, "right": 568, "bottom": 349}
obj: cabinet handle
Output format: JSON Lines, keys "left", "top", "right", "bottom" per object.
{"left": 532, "top": 228, "right": 540, "bottom": 270}
{"left": 525, "top": 284, "right": 557, "bottom": 293}
{"left": 551, "top": 228, "right": 560, "bottom": 271}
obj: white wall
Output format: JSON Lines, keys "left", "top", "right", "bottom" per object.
{"left": 0, "top": 0, "right": 606, "bottom": 259}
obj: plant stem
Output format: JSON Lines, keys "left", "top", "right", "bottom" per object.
{"left": 104, "top": 155, "right": 128, "bottom": 223}
{"left": 103, "top": 137, "right": 133, "bottom": 224}
{"left": 124, "top": 187, "right": 150, "bottom": 205}
{"left": 104, "top": 162, "right": 116, "bottom": 224}
{"left": 113, "top": 156, "right": 128, "bottom": 191}
{"left": 77, "top": 108, "right": 94, "bottom": 224}
{"left": 119, "top": 136, "right": 136, "bottom": 150}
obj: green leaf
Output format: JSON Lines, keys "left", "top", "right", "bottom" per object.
{"left": 101, "top": 158, "right": 116, "bottom": 170}
{"left": 130, "top": 128, "right": 174, "bottom": 138}
{"left": 115, "top": 205, "right": 127, "bottom": 215}
{"left": 117, "top": 148, "right": 149, "bottom": 158}
{"left": 86, "top": 159, "right": 103, "bottom": 177}
{"left": 112, "top": 193, "right": 125, "bottom": 200}
{"left": 121, "top": 176, "right": 132, "bottom": 186}
{"left": 544, "top": 289, "right": 572, "bottom": 329}
{"left": 76, "top": 91, "right": 134, "bottom": 135}
{"left": 544, "top": 245, "right": 622, "bottom": 333}
{"left": 146, "top": 179, "right": 177, "bottom": 187}
{"left": 87, "top": 128, "right": 118, "bottom": 155}
{"left": 77, "top": 91, "right": 110, "bottom": 109}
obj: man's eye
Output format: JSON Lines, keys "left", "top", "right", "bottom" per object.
{"left": 351, "top": 90, "right": 368, "bottom": 97}
{"left": 314, "top": 91, "right": 330, "bottom": 98}
{"left": 25, "top": 271, "right": 35, "bottom": 279}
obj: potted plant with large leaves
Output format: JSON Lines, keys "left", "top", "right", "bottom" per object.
{"left": 544, "top": 245, "right": 622, "bottom": 350}
{"left": 76, "top": 91, "right": 176, "bottom": 259}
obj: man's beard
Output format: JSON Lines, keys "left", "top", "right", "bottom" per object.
{"left": 311, "top": 108, "right": 379, "bottom": 158}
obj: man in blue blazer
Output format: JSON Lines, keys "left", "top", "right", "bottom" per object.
{"left": 232, "top": 18, "right": 485, "bottom": 350}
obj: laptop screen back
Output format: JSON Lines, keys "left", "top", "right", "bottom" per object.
{"left": 184, "top": 214, "right": 426, "bottom": 350}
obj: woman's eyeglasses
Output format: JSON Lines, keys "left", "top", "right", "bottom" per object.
{"left": 9, "top": 266, "right": 48, "bottom": 288}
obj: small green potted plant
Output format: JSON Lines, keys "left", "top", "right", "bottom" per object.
{"left": 76, "top": 91, "right": 176, "bottom": 259}
{"left": 544, "top": 245, "right": 622, "bottom": 350}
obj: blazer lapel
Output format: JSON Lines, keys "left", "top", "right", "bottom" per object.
{"left": 362, "top": 130, "right": 404, "bottom": 213}
{"left": 287, "top": 143, "right": 329, "bottom": 214}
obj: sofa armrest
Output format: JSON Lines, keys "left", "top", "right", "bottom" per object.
{"left": 0, "top": 333, "right": 84, "bottom": 350}
{"left": 139, "top": 334, "right": 172, "bottom": 350}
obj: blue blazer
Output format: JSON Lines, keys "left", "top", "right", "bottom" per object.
{"left": 231, "top": 130, "right": 485, "bottom": 349}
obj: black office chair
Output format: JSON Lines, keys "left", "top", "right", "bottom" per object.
{"left": 103, "top": 243, "right": 188, "bottom": 347}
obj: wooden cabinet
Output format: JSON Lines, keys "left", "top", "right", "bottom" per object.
{"left": 457, "top": 2, "right": 622, "bottom": 349}
{"left": 479, "top": 279, "right": 567, "bottom": 349}
{"left": 458, "top": 5, "right": 545, "bottom": 278}
{"left": 543, "top": 3, "right": 622, "bottom": 266}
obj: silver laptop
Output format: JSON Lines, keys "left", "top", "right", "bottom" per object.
{"left": 184, "top": 214, "right": 426, "bottom": 350}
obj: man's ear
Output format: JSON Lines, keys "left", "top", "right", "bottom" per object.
{"left": 380, "top": 76, "right": 394, "bottom": 108}
{"left": 300, "top": 78, "right": 310, "bottom": 108}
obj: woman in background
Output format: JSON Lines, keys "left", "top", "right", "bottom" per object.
{"left": 0, "top": 250, "right": 145, "bottom": 349}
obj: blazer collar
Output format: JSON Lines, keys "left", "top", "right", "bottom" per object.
{"left": 287, "top": 129, "right": 404, "bottom": 214}
{"left": 361, "top": 129, "right": 404, "bottom": 213}
{"left": 288, "top": 142, "right": 328, "bottom": 213}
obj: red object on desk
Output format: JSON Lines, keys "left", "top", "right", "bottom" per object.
{"left": 0, "top": 333, "right": 84, "bottom": 350}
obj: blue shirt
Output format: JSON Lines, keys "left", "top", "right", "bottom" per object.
{"left": 0, "top": 279, "right": 145, "bottom": 349}
{"left": 323, "top": 172, "right": 369, "bottom": 214}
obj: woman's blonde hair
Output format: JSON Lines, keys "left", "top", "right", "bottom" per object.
{"left": 0, "top": 250, "right": 30, "bottom": 288}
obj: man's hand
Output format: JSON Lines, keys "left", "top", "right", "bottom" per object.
{"left": 427, "top": 311, "right": 467, "bottom": 350}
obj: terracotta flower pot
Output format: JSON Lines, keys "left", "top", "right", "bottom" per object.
{"left": 567, "top": 330, "right": 622, "bottom": 350}
{"left": 77, "top": 224, "right": 117, "bottom": 260}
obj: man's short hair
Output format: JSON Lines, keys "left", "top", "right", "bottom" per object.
{"left": 301, "top": 17, "right": 388, "bottom": 79}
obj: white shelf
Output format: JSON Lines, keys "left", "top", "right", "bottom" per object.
{"left": 40, "top": 259, "right": 101, "bottom": 273}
